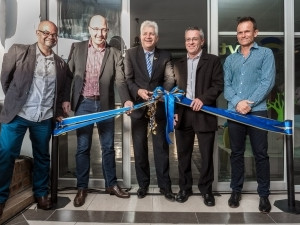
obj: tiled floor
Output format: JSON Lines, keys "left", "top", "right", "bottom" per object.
{"left": 3, "top": 187, "right": 300, "bottom": 224}
{"left": 3, "top": 119, "right": 300, "bottom": 224}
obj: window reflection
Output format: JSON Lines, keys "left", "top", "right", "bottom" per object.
{"left": 58, "top": 0, "right": 121, "bottom": 40}
{"left": 218, "top": 0, "right": 284, "bottom": 32}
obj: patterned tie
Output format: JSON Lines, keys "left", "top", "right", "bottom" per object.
{"left": 146, "top": 52, "right": 152, "bottom": 77}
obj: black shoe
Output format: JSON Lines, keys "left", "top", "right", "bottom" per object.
{"left": 259, "top": 197, "right": 271, "bottom": 214}
{"left": 160, "top": 188, "right": 175, "bottom": 202}
{"left": 176, "top": 190, "right": 193, "bottom": 203}
{"left": 228, "top": 191, "right": 241, "bottom": 208}
{"left": 74, "top": 189, "right": 88, "bottom": 207}
{"left": 137, "top": 187, "right": 148, "bottom": 199}
{"left": 36, "top": 195, "right": 53, "bottom": 210}
{"left": 203, "top": 193, "right": 215, "bottom": 206}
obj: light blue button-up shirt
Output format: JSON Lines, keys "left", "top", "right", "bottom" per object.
{"left": 18, "top": 45, "right": 56, "bottom": 122}
{"left": 224, "top": 42, "right": 275, "bottom": 112}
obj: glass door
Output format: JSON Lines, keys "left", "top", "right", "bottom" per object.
{"left": 211, "top": 0, "right": 286, "bottom": 191}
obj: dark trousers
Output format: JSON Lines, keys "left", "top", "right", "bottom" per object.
{"left": 228, "top": 110, "right": 270, "bottom": 197}
{"left": 131, "top": 116, "right": 172, "bottom": 190}
{"left": 75, "top": 98, "right": 117, "bottom": 188}
{"left": 175, "top": 111, "right": 215, "bottom": 194}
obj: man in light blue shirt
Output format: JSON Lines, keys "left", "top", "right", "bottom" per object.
{"left": 224, "top": 16, "right": 275, "bottom": 214}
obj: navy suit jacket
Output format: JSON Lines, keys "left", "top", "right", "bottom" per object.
{"left": 124, "top": 45, "right": 175, "bottom": 119}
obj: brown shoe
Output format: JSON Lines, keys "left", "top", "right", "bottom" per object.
{"left": 0, "top": 202, "right": 5, "bottom": 217}
{"left": 74, "top": 189, "right": 88, "bottom": 207}
{"left": 106, "top": 185, "right": 130, "bottom": 198}
{"left": 36, "top": 195, "right": 52, "bottom": 210}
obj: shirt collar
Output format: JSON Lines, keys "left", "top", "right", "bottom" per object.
{"left": 88, "top": 39, "right": 106, "bottom": 52}
{"left": 187, "top": 50, "right": 202, "bottom": 60}
{"left": 144, "top": 49, "right": 155, "bottom": 54}
{"left": 36, "top": 44, "right": 54, "bottom": 59}
{"left": 237, "top": 42, "right": 258, "bottom": 53}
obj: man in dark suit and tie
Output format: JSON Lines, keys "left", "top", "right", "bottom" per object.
{"left": 124, "top": 20, "right": 175, "bottom": 201}
{"left": 63, "top": 15, "right": 132, "bottom": 207}
{"left": 173, "top": 27, "right": 223, "bottom": 206}
{"left": 0, "top": 21, "right": 72, "bottom": 216}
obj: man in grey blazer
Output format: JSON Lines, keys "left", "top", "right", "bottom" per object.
{"left": 63, "top": 15, "right": 132, "bottom": 207}
{"left": 0, "top": 21, "right": 72, "bottom": 216}
{"left": 124, "top": 20, "right": 175, "bottom": 201}
{"left": 174, "top": 27, "right": 223, "bottom": 205}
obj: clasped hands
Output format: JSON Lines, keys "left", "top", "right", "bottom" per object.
{"left": 235, "top": 100, "right": 254, "bottom": 114}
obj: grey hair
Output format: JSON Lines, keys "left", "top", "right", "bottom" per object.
{"left": 185, "top": 26, "right": 205, "bottom": 39}
{"left": 140, "top": 20, "right": 159, "bottom": 36}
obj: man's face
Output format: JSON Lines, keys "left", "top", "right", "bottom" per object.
{"left": 237, "top": 21, "right": 258, "bottom": 48}
{"left": 89, "top": 16, "right": 108, "bottom": 48}
{"left": 185, "top": 30, "right": 204, "bottom": 57}
{"left": 140, "top": 26, "right": 159, "bottom": 51}
{"left": 36, "top": 23, "right": 58, "bottom": 49}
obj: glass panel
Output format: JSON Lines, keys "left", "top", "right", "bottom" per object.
{"left": 56, "top": 0, "right": 124, "bottom": 183}
{"left": 218, "top": 0, "right": 284, "bottom": 32}
{"left": 217, "top": 35, "right": 285, "bottom": 182}
{"left": 294, "top": 38, "right": 300, "bottom": 184}
{"left": 57, "top": 0, "right": 124, "bottom": 61}
{"left": 58, "top": 0, "right": 122, "bottom": 40}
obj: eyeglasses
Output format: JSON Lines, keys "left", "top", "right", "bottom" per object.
{"left": 38, "top": 30, "right": 58, "bottom": 38}
{"left": 89, "top": 26, "right": 109, "bottom": 33}
{"left": 185, "top": 37, "right": 200, "bottom": 42}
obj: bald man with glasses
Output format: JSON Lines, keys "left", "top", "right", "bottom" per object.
{"left": 0, "top": 20, "right": 72, "bottom": 216}
{"left": 63, "top": 15, "right": 133, "bottom": 207}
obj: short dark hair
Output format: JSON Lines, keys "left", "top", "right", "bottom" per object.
{"left": 237, "top": 16, "right": 257, "bottom": 30}
{"left": 185, "top": 26, "right": 205, "bottom": 39}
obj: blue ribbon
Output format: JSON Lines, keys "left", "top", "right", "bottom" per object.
{"left": 53, "top": 100, "right": 155, "bottom": 136}
{"left": 54, "top": 87, "right": 293, "bottom": 141}
{"left": 171, "top": 89, "right": 292, "bottom": 136}
{"left": 151, "top": 86, "right": 185, "bottom": 144}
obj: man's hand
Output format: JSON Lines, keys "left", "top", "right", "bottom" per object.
{"left": 56, "top": 116, "right": 64, "bottom": 122}
{"left": 190, "top": 98, "right": 203, "bottom": 111}
{"left": 124, "top": 100, "right": 134, "bottom": 114}
{"left": 62, "top": 101, "right": 71, "bottom": 116}
{"left": 138, "top": 89, "right": 152, "bottom": 100}
{"left": 236, "top": 100, "right": 254, "bottom": 114}
{"left": 174, "top": 114, "right": 178, "bottom": 126}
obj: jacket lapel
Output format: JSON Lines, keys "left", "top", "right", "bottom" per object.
{"left": 137, "top": 46, "right": 150, "bottom": 79}
{"left": 79, "top": 41, "right": 89, "bottom": 78}
{"left": 178, "top": 58, "right": 188, "bottom": 92}
{"left": 99, "top": 43, "right": 110, "bottom": 78}
{"left": 151, "top": 49, "right": 159, "bottom": 79}
{"left": 196, "top": 51, "right": 208, "bottom": 71}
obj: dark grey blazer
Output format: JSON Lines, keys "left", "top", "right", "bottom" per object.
{"left": 67, "top": 41, "right": 130, "bottom": 111}
{"left": 124, "top": 45, "right": 175, "bottom": 119}
{"left": 0, "top": 43, "right": 72, "bottom": 124}
{"left": 174, "top": 51, "right": 224, "bottom": 132}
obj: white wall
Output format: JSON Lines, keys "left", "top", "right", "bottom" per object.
{"left": 0, "top": 0, "right": 41, "bottom": 157}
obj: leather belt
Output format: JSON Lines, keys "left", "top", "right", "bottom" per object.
{"left": 82, "top": 95, "right": 100, "bottom": 100}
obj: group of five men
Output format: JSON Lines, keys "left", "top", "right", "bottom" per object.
{"left": 0, "top": 14, "right": 275, "bottom": 217}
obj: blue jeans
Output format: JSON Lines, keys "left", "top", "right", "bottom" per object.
{"left": 0, "top": 116, "right": 52, "bottom": 203}
{"left": 75, "top": 97, "right": 117, "bottom": 188}
{"left": 228, "top": 111, "right": 270, "bottom": 197}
